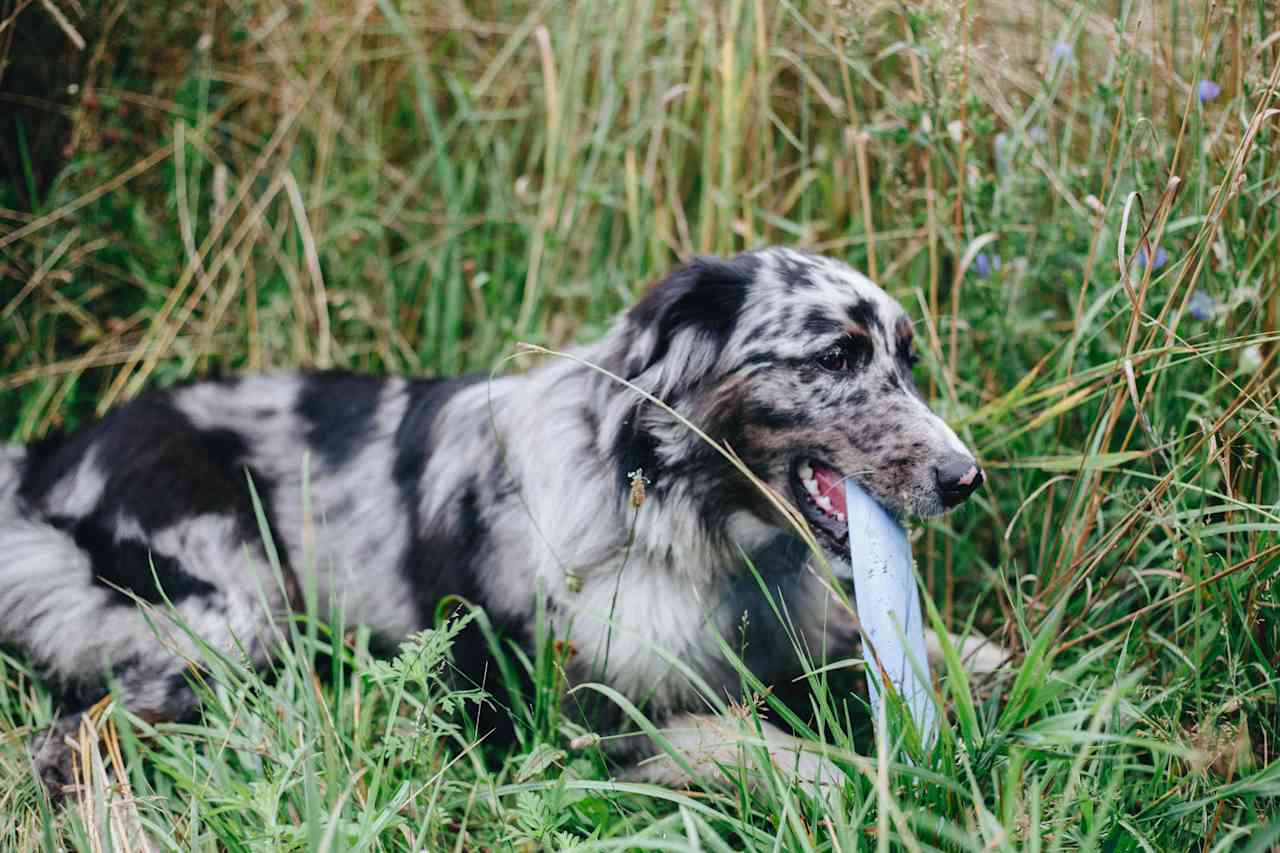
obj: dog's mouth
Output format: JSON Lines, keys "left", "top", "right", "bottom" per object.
{"left": 789, "top": 458, "right": 852, "bottom": 557}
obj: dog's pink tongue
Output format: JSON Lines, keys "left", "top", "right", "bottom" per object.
{"left": 813, "top": 465, "right": 848, "bottom": 516}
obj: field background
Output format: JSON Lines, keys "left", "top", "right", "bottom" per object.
{"left": 2, "top": 0, "right": 1279, "bottom": 849}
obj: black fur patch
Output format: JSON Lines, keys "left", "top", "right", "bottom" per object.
{"left": 388, "top": 377, "right": 533, "bottom": 741}
{"left": 296, "top": 371, "right": 386, "bottom": 469}
{"left": 775, "top": 253, "right": 817, "bottom": 290}
{"left": 392, "top": 376, "right": 483, "bottom": 513}
{"left": 613, "top": 406, "right": 663, "bottom": 496}
{"left": 733, "top": 351, "right": 774, "bottom": 372}
{"left": 405, "top": 482, "right": 490, "bottom": 622}
{"left": 405, "top": 474, "right": 531, "bottom": 744}
{"left": 802, "top": 309, "right": 843, "bottom": 338}
{"left": 742, "top": 403, "right": 810, "bottom": 431}
{"left": 627, "top": 254, "right": 757, "bottom": 377}
{"left": 391, "top": 375, "right": 487, "bottom": 613}
{"left": 20, "top": 390, "right": 289, "bottom": 606}
{"left": 17, "top": 424, "right": 98, "bottom": 513}
{"left": 26, "top": 396, "right": 221, "bottom": 529}
{"left": 50, "top": 513, "right": 217, "bottom": 605}
{"left": 895, "top": 330, "right": 914, "bottom": 365}
{"left": 845, "top": 299, "right": 883, "bottom": 334}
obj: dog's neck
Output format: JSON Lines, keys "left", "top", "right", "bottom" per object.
{"left": 497, "top": 340, "right": 779, "bottom": 588}
{"left": 401, "top": 340, "right": 796, "bottom": 706}
{"left": 467, "top": 345, "right": 780, "bottom": 706}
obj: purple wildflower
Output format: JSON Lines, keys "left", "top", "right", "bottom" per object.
{"left": 973, "top": 252, "right": 1001, "bottom": 279}
{"left": 1051, "top": 41, "right": 1074, "bottom": 63}
{"left": 1136, "top": 245, "right": 1168, "bottom": 270}
{"left": 1187, "top": 289, "right": 1216, "bottom": 322}
{"left": 1197, "top": 79, "right": 1221, "bottom": 103}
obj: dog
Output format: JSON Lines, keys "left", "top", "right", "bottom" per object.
{"left": 0, "top": 247, "right": 984, "bottom": 795}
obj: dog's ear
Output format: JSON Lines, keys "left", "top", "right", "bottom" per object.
{"left": 621, "top": 255, "right": 755, "bottom": 380}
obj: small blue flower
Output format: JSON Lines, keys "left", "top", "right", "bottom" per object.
{"left": 1028, "top": 125, "right": 1048, "bottom": 144}
{"left": 1197, "top": 79, "right": 1221, "bottom": 103}
{"left": 973, "top": 252, "right": 1001, "bottom": 279}
{"left": 1051, "top": 41, "right": 1074, "bottom": 63}
{"left": 1136, "top": 245, "right": 1168, "bottom": 270}
{"left": 1187, "top": 289, "right": 1217, "bottom": 322}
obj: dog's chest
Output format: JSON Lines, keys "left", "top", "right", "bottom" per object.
{"left": 553, "top": 560, "right": 725, "bottom": 710}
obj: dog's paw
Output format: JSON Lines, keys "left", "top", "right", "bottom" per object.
{"left": 924, "top": 629, "right": 1012, "bottom": 677}
{"left": 620, "top": 714, "right": 846, "bottom": 798}
{"left": 30, "top": 714, "right": 83, "bottom": 802}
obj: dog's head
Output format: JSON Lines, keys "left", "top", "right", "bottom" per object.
{"left": 604, "top": 247, "right": 983, "bottom": 560}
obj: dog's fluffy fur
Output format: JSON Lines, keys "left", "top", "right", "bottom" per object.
{"left": 0, "top": 248, "right": 983, "bottom": 792}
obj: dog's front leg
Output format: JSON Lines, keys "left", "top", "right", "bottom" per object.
{"left": 615, "top": 712, "right": 847, "bottom": 796}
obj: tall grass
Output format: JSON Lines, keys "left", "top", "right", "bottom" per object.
{"left": 1, "top": 0, "right": 1278, "bottom": 848}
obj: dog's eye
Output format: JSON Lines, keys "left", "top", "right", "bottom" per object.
{"left": 816, "top": 346, "right": 848, "bottom": 372}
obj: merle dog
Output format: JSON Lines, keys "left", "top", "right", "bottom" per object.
{"left": 0, "top": 247, "right": 983, "bottom": 794}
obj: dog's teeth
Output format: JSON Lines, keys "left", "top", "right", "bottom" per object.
{"left": 799, "top": 462, "right": 814, "bottom": 480}
{"left": 816, "top": 495, "right": 833, "bottom": 512}
{"left": 803, "top": 477, "right": 819, "bottom": 495}
{"left": 834, "top": 511, "right": 845, "bottom": 522}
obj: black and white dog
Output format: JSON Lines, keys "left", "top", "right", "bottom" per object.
{"left": 0, "top": 247, "right": 983, "bottom": 793}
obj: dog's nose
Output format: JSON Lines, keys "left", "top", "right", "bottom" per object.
{"left": 934, "top": 456, "right": 984, "bottom": 508}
